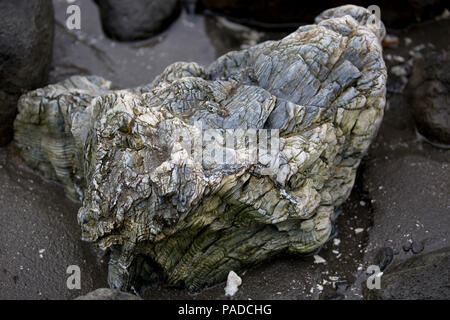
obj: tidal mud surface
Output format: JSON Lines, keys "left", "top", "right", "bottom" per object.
{"left": 0, "top": 147, "right": 108, "bottom": 300}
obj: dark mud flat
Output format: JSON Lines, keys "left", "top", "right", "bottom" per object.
{"left": 0, "top": 147, "right": 108, "bottom": 300}
{"left": 0, "top": 1, "right": 448, "bottom": 300}
{"left": 347, "top": 18, "right": 450, "bottom": 298}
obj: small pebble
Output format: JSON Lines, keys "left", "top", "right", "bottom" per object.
{"left": 375, "top": 247, "right": 394, "bottom": 271}
{"left": 333, "top": 238, "right": 341, "bottom": 246}
{"left": 393, "top": 55, "right": 405, "bottom": 63}
{"left": 413, "top": 44, "right": 426, "bottom": 52}
{"left": 382, "top": 34, "right": 399, "bottom": 48}
{"left": 391, "top": 65, "right": 408, "bottom": 77}
{"left": 411, "top": 241, "right": 424, "bottom": 254}
{"left": 354, "top": 228, "right": 364, "bottom": 234}
{"left": 403, "top": 241, "right": 412, "bottom": 252}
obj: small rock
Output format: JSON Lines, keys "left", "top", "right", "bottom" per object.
{"left": 95, "top": 0, "right": 180, "bottom": 41}
{"left": 333, "top": 238, "right": 341, "bottom": 246}
{"left": 413, "top": 44, "right": 426, "bottom": 52}
{"left": 375, "top": 247, "right": 394, "bottom": 271}
{"left": 436, "top": 8, "right": 450, "bottom": 21}
{"left": 411, "top": 241, "right": 424, "bottom": 254}
{"left": 224, "top": 271, "right": 242, "bottom": 297}
{"left": 382, "top": 34, "right": 399, "bottom": 48}
{"left": 393, "top": 55, "right": 406, "bottom": 64}
{"left": 406, "top": 47, "right": 450, "bottom": 146}
{"left": 390, "top": 65, "right": 408, "bottom": 77}
{"left": 314, "top": 255, "right": 326, "bottom": 264}
{"left": 404, "top": 37, "right": 412, "bottom": 46}
{"left": 354, "top": 228, "right": 364, "bottom": 234}
{"left": 403, "top": 242, "right": 412, "bottom": 252}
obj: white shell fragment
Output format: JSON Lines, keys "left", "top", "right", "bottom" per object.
{"left": 314, "top": 255, "right": 327, "bottom": 264}
{"left": 224, "top": 271, "right": 242, "bottom": 297}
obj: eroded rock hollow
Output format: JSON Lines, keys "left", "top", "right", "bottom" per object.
{"left": 14, "top": 5, "right": 387, "bottom": 291}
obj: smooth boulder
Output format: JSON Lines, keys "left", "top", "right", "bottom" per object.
{"left": 406, "top": 48, "right": 450, "bottom": 147}
{"left": 0, "top": 0, "right": 54, "bottom": 146}
{"left": 95, "top": 0, "right": 180, "bottom": 41}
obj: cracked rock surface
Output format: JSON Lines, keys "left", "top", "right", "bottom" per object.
{"left": 14, "top": 5, "right": 386, "bottom": 291}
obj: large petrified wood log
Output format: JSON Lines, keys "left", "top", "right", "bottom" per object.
{"left": 14, "top": 5, "right": 386, "bottom": 291}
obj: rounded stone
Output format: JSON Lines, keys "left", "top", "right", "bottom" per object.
{"left": 95, "top": 0, "right": 180, "bottom": 41}
{"left": 0, "top": 0, "right": 54, "bottom": 146}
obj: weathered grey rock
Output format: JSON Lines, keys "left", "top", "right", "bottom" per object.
{"left": 0, "top": 0, "right": 54, "bottom": 146}
{"left": 406, "top": 48, "right": 450, "bottom": 147}
{"left": 14, "top": 5, "right": 386, "bottom": 292}
{"left": 365, "top": 247, "right": 450, "bottom": 300}
{"left": 95, "top": 0, "right": 180, "bottom": 41}
{"left": 75, "top": 288, "right": 142, "bottom": 300}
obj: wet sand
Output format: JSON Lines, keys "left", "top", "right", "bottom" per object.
{"left": 0, "top": 147, "right": 108, "bottom": 300}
